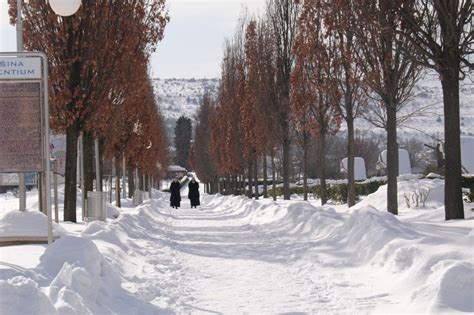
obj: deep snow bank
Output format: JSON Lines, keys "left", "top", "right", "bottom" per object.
{"left": 202, "top": 188, "right": 473, "bottom": 313}
{"left": 1, "top": 183, "right": 472, "bottom": 314}
{"left": 0, "top": 235, "right": 169, "bottom": 315}
{"left": 353, "top": 178, "right": 446, "bottom": 214}
{"left": 0, "top": 210, "right": 66, "bottom": 238}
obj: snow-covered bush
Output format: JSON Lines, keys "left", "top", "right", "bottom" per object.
{"left": 404, "top": 188, "right": 431, "bottom": 208}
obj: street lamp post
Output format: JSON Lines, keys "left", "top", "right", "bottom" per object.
{"left": 14, "top": 0, "right": 81, "bottom": 243}
{"left": 16, "top": 0, "right": 26, "bottom": 213}
{"left": 49, "top": 0, "right": 82, "bottom": 17}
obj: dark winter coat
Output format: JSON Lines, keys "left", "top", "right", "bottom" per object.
{"left": 170, "top": 181, "right": 181, "bottom": 208}
{"left": 188, "top": 181, "right": 200, "bottom": 207}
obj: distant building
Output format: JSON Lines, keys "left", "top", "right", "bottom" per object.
{"left": 167, "top": 165, "right": 187, "bottom": 178}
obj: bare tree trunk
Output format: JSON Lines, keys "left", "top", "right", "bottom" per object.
{"left": 386, "top": 105, "right": 398, "bottom": 215}
{"left": 283, "top": 135, "right": 290, "bottom": 200}
{"left": 303, "top": 140, "right": 308, "bottom": 201}
{"left": 224, "top": 174, "right": 232, "bottom": 195}
{"left": 64, "top": 120, "right": 79, "bottom": 222}
{"left": 237, "top": 174, "right": 243, "bottom": 195}
{"left": 347, "top": 115, "right": 356, "bottom": 206}
{"left": 63, "top": 52, "right": 81, "bottom": 222}
{"left": 127, "top": 167, "right": 134, "bottom": 198}
{"left": 83, "top": 132, "right": 94, "bottom": 202}
{"left": 253, "top": 157, "right": 259, "bottom": 200}
{"left": 234, "top": 175, "right": 239, "bottom": 195}
{"left": 247, "top": 161, "right": 253, "bottom": 198}
{"left": 115, "top": 160, "right": 121, "bottom": 208}
{"left": 442, "top": 75, "right": 464, "bottom": 219}
{"left": 98, "top": 140, "right": 104, "bottom": 192}
{"left": 271, "top": 150, "right": 277, "bottom": 201}
{"left": 138, "top": 169, "right": 144, "bottom": 191}
{"left": 319, "top": 135, "right": 328, "bottom": 205}
{"left": 231, "top": 175, "right": 236, "bottom": 195}
{"left": 262, "top": 155, "right": 268, "bottom": 198}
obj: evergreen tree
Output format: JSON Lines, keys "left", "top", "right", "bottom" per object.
{"left": 174, "top": 116, "right": 193, "bottom": 169}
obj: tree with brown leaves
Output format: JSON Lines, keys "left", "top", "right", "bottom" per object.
{"left": 323, "top": 0, "right": 367, "bottom": 207}
{"left": 9, "top": 0, "right": 168, "bottom": 221}
{"left": 242, "top": 20, "right": 268, "bottom": 199}
{"left": 292, "top": 0, "right": 343, "bottom": 205}
{"left": 266, "top": 0, "right": 301, "bottom": 200}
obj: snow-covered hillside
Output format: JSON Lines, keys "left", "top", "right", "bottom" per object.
{"left": 153, "top": 73, "right": 474, "bottom": 142}
{"left": 354, "top": 71, "right": 474, "bottom": 141}
{"left": 153, "top": 78, "right": 219, "bottom": 135}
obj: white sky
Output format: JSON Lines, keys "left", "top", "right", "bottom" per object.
{"left": 0, "top": 0, "right": 266, "bottom": 79}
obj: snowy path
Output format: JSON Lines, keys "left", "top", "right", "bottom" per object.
{"left": 1, "top": 182, "right": 473, "bottom": 314}
{"left": 136, "top": 198, "right": 394, "bottom": 313}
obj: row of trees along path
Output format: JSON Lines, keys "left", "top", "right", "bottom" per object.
{"left": 8, "top": 0, "right": 170, "bottom": 221}
{"left": 191, "top": 0, "right": 472, "bottom": 220}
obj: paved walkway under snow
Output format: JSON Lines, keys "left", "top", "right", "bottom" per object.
{"left": 122, "top": 197, "right": 395, "bottom": 314}
{"left": 1, "top": 185, "right": 473, "bottom": 314}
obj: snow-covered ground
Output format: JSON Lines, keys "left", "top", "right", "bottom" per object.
{"left": 1, "top": 179, "right": 473, "bottom": 314}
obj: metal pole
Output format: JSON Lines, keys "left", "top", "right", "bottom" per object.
{"left": 17, "top": 0, "right": 27, "bottom": 212}
{"left": 94, "top": 138, "right": 100, "bottom": 191}
{"left": 16, "top": 0, "right": 23, "bottom": 51}
{"left": 19, "top": 174, "right": 26, "bottom": 211}
{"left": 41, "top": 53, "right": 53, "bottom": 245}
{"left": 54, "top": 172, "right": 58, "bottom": 223}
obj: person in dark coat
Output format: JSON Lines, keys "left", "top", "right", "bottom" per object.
{"left": 188, "top": 177, "right": 200, "bottom": 208}
{"left": 169, "top": 178, "right": 181, "bottom": 209}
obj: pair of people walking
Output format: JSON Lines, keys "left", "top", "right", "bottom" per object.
{"left": 169, "top": 177, "right": 200, "bottom": 209}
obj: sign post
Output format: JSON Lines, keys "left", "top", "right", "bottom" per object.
{"left": 0, "top": 52, "right": 52, "bottom": 244}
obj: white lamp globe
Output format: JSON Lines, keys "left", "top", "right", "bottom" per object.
{"left": 49, "top": 0, "right": 82, "bottom": 17}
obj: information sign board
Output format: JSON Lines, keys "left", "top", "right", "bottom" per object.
{"left": 0, "top": 57, "right": 42, "bottom": 79}
{"left": 0, "top": 82, "right": 42, "bottom": 172}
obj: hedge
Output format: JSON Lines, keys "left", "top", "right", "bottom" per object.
{"left": 267, "top": 175, "right": 474, "bottom": 203}
{"left": 267, "top": 178, "right": 387, "bottom": 203}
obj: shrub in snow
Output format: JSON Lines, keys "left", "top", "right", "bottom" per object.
{"left": 403, "top": 188, "right": 431, "bottom": 208}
